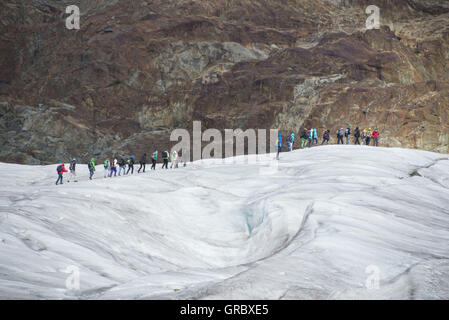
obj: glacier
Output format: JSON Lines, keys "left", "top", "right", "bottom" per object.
{"left": 0, "top": 145, "right": 449, "bottom": 299}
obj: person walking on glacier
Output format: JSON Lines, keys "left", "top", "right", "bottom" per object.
{"left": 110, "top": 157, "right": 117, "bottom": 177}
{"left": 321, "top": 129, "right": 330, "bottom": 145}
{"left": 151, "top": 151, "right": 158, "bottom": 170}
{"left": 138, "top": 153, "right": 147, "bottom": 173}
{"left": 126, "top": 155, "right": 135, "bottom": 175}
{"left": 118, "top": 157, "right": 126, "bottom": 176}
{"left": 104, "top": 159, "right": 110, "bottom": 178}
{"left": 366, "top": 128, "right": 372, "bottom": 146}
{"left": 55, "top": 163, "right": 68, "bottom": 185}
{"left": 291, "top": 133, "right": 295, "bottom": 150}
{"left": 170, "top": 150, "right": 179, "bottom": 168}
{"left": 67, "top": 158, "right": 77, "bottom": 183}
{"left": 162, "top": 150, "right": 169, "bottom": 169}
{"left": 313, "top": 128, "right": 318, "bottom": 145}
{"left": 88, "top": 158, "right": 95, "bottom": 180}
{"left": 361, "top": 129, "right": 366, "bottom": 145}
{"left": 308, "top": 129, "right": 313, "bottom": 147}
{"left": 354, "top": 127, "right": 361, "bottom": 145}
{"left": 300, "top": 129, "right": 308, "bottom": 148}
{"left": 276, "top": 133, "right": 282, "bottom": 160}
{"left": 345, "top": 125, "right": 351, "bottom": 144}
{"left": 372, "top": 129, "right": 380, "bottom": 146}
{"left": 286, "top": 134, "right": 292, "bottom": 151}
{"left": 337, "top": 128, "right": 344, "bottom": 144}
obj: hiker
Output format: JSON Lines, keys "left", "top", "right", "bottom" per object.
{"left": 361, "top": 129, "right": 367, "bottom": 145}
{"left": 126, "top": 155, "right": 135, "bottom": 174}
{"left": 345, "top": 125, "right": 351, "bottom": 144}
{"left": 337, "top": 128, "right": 344, "bottom": 144}
{"left": 88, "top": 158, "right": 95, "bottom": 180}
{"left": 276, "top": 133, "right": 282, "bottom": 159}
{"left": 104, "top": 159, "right": 110, "bottom": 178}
{"left": 151, "top": 151, "right": 158, "bottom": 170}
{"left": 366, "top": 128, "right": 372, "bottom": 146}
{"left": 55, "top": 163, "right": 68, "bottom": 185}
{"left": 372, "top": 129, "right": 380, "bottom": 146}
{"left": 170, "top": 150, "right": 178, "bottom": 169}
{"left": 354, "top": 127, "right": 361, "bottom": 145}
{"left": 308, "top": 129, "right": 313, "bottom": 147}
{"left": 138, "top": 153, "right": 146, "bottom": 173}
{"left": 313, "top": 128, "right": 318, "bottom": 145}
{"left": 321, "top": 129, "right": 330, "bottom": 145}
{"left": 301, "top": 129, "right": 308, "bottom": 148}
{"left": 162, "top": 150, "right": 169, "bottom": 169}
{"left": 118, "top": 157, "right": 126, "bottom": 176}
{"left": 110, "top": 157, "right": 117, "bottom": 177}
{"left": 291, "top": 133, "right": 295, "bottom": 150}
{"left": 286, "top": 134, "right": 292, "bottom": 151}
{"left": 68, "top": 158, "right": 77, "bottom": 183}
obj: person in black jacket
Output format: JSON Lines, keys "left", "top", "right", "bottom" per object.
{"left": 321, "top": 129, "right": 330, "bottom": 145}
{"left": 67, "top": 159, "right": 77, "bottom": 182}
{"left": 138, "top": 153, "right": 147, "bottom": 173}
{"left": 354, "top": 127, "right": 361, "bottom": 145}
{"left": 161, "top": 151, "right": 169, "bottom": 169}
{"left": 118, "top": 157, "right": 126, "bottom": 176}
{"left": 126, "top": 155, "right": 135, "bottom": 174}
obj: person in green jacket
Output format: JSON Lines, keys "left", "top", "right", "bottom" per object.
{"left": 88, "top": 158, "right": 95, "bottom": 180}
{"left": 151, "top": 151, "right": 158, "bottom": 170}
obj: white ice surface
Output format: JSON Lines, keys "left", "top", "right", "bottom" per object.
{"left": 1, "top": 146, "right": 449, "bottom": 299}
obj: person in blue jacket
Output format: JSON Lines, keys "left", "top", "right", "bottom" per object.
{"left": 291, "top": 133, "right": 295, "bottom": 150}
{"left": 313, "top": 128, "right": 318, "bottom": 145}
{"left": 276, "top": 133, "right": 282, "bottom": 160}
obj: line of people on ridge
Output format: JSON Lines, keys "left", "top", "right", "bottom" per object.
{"left": 56, "top": 149, "right": 186, "bottom": 185}
{"left": 299, "top": 126, "right": 380, "bottom": 147}
{"left": 275, "top": 126, "right": 381, "bottom": 159}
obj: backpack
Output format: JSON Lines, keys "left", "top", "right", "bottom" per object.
{"left": 88, "top": 162, "right": 92, "bottom": 169}
{"left": 57, "top": 165, "right": 62, "bottom": 173}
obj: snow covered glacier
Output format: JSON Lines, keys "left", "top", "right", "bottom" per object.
{"left": 1, "top": 145, "right": 449, "bottom": 299}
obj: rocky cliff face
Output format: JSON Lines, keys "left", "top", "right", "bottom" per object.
{"left": 1, "top": 0, "right": 448, "bottom": 164}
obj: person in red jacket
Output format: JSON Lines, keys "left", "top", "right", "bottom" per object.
{"left": 56, "top": 163, "right": 68, "bottom": 185}
{"left": 372, "top": 129, "right": 380, "bottom": 146}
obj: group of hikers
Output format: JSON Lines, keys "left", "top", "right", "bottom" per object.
{"left": 56, "top": 149, "right": 185, "bottom": 185}
{"left": 56, "top": 125, "right": 382, "bottom": 184}
{"left": 276, "top": 125, "right": 381, "bottom": 159}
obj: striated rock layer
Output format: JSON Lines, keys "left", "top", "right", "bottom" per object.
{"left": 1, "top": 0, "right": 448, "bottom": 164}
